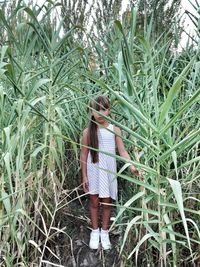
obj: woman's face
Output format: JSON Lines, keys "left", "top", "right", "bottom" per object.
{"left": 92, "top": 107, "right": 110, "bottom": 124}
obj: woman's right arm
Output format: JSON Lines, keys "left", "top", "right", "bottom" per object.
{"left": 80, "top": 128, "right": 89, "bottom": 192}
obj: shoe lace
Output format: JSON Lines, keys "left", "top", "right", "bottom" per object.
{"left": 101, "top": 233, "right": 110, "bottom": 243}
{"left": 91, "top": 232, "right": 99, "bottom": 240}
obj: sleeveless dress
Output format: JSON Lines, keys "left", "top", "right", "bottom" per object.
{"left": 87, "top": 124, "right": 117, "bottom": 200}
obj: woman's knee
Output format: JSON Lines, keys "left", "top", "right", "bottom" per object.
{"left": 90, "top": 195, "right": 99, "bottom": 208}
{"left": 101, "top": 197, "right": 112, "bottom": 209}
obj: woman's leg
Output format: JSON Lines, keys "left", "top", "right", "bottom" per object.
{"left": 89, "top": 194, "right": 100, "bottom": 249}
{"left": 101, "top": 197, "right": 112, "bottom": 230}
{"left": 100, "top": 197, "right": 112, "bottom": 250}
{"left": 89, "top": 194, "right": 99, "bottom": 229}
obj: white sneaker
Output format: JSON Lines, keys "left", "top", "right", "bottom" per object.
{"left": 89, "top": 229, "right": 100, "bottom": 249}
{"left": 100, "top": 229, "right": 111, "bottom": 250}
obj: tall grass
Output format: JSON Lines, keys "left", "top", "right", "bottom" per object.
{"left": 0, "top": 1, "right": 199, "bottom": 266}
{"left": 85, "top": 4, "right": 200, "bottom": 266}
{"left": 0, "top": 1, "right": 86, "bottom": 265}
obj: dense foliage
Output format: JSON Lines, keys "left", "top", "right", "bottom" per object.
{"left": 0, "top": 0, "right": 199, "bottom": 266}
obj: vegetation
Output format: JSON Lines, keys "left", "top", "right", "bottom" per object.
{"left": 0, "top": 0, "right": 199, "bottom": 266}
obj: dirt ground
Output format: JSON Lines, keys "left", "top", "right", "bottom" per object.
{"left": 44, "top": 194, "right": 123, "bottom": 267}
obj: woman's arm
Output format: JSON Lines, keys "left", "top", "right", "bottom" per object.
{"left": 80, "top": 128, "right": 89, "bottom": 192}
{"left": 115, "top": 126, "right": 140, "bottom": 175}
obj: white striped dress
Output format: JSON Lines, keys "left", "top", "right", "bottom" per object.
{"left": 87, "top": 124, "right": 117, "bottom": 200}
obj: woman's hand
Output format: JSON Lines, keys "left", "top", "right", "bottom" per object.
{"left": 130, "top": 165, "right": 139, "bottom": 176}
{"left": 82, "top": 177, "right": 89, "bottom": 193}
{"left": 130, "top": 165, "right": 144, "bottom": 178}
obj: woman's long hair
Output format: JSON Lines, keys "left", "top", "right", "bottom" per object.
{"left": 88, "top": 95, "right": 110, "bottom": 163}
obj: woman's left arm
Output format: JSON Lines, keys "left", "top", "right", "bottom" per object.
{"left": 115, "top": 126, "right": 140, "bottom": 176}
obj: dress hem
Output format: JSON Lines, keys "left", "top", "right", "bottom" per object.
{"left": 89, "top": 192, "right": 117, "bottom": 200}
